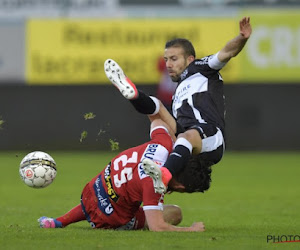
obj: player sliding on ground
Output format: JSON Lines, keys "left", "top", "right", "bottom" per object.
{"left": 104, "top": 17, "right": 252, "bottom": 194}
{"left": 39, "top": 118, "right": 211, "bottom": 231}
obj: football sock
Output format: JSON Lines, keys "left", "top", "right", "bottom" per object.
{"left": 56, "top": 204, "right": 86, "bottom": 227}
{"left": 160, "top": 167, "right": 173, "bottom": 187}
{"left": 164, "top": 137, "right": 193, "bottom": 176}
{"left": 53, "top": 219, "right": 63, "bottom": 228}
{"left": 130, "top": 91, "right": 160, "bottom": 115}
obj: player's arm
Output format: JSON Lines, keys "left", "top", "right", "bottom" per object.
{"left": 217, "top": 17, "right": 252, "bottom": 63}
{"left": 144, "top": 209, "right": 205, "bottom": 232}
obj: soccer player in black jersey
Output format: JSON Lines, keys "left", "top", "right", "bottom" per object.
{"left": 105, "top": 17, "right": 252, "bottom": 194}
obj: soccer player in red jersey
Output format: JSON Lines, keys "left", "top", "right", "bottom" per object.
{"left": 39, "top": 119, "right": 209, "bottom": 232}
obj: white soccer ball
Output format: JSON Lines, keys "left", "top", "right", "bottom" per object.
{"left": 19, "top": 151, "right": 57, "bottom": 188}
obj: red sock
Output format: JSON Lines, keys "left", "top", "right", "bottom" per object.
{"left": 161, "top": 167, "right": 172, "bottom": 186}
{"left": 56, "top": 204, "right": 86, "bottom": 227}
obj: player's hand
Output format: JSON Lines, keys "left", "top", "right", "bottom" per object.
{"left": 190, "top": 222, "right": 205, "bottom": 232}
{"left": 239, "top": 17, "right": 252, "bottom": 39}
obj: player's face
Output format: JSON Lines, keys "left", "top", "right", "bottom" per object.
{"left": 168, "top": 178, "right": 186, "bottom": 193}
{"left": 164, "top": 46, "right": 194, "bottom": 82}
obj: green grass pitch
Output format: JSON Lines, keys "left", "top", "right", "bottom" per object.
{"left": 0, "top": 151, "right": 299, "bottom": 249}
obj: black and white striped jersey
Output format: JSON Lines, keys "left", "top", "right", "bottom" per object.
{"left": 172, "top": 53, "right": 226, "bottom": 135}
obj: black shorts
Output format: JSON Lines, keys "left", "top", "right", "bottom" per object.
{"left": 187, "top": 123, "right": 225, "bottom": 165}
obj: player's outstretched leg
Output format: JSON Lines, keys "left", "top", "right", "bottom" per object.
{"left": 38, "top": 216, "right": 63, "bottom": 228}
{"left": 142, "top": 158, "right": 168, "bottom": 194}
{"left": 104, "top": 59, "right": 138, "bottom": 99}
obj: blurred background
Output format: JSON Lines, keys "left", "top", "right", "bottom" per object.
{"left": 0, "top": 0, "right": 299, "bottom": 151}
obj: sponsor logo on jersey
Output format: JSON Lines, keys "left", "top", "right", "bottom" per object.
{"left": 143, "top": 144, "right": 159, "bottom": 160}
{"left": 104, "top": 164, "right": 119, "bottom": 202}
{"left": 93, "top": 174, "right": 114, "bottom": 216}
{"left": 139, "top": 144, "right": 165, "bottom": 179}
{"left": 173, "top": 83, "right": 191, "bottom": 104}
{"left": 138, "top": 163, "right": 148, "bottom": 179}
{"left": 105, "top": 204, "right": 114, "bottom": 214}
{"left": 142, "top": 144, "right": 164, "bottom": 166}
{"left": 180, "top": 69, "right": 188, "bottom": 80}
{"left": 195, "top": 56, "right": 210, "bottom": 65}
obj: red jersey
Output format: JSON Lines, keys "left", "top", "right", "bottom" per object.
{"left": 81, "top": 126, "right": 173, "bottom": 229}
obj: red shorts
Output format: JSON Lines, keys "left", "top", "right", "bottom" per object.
{"left": 81, "top": 182, "right": 145, "bottom": 230}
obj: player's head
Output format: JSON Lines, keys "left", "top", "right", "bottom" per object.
{"left": 170, "top": 155, "right": 212, "bottom": 193}
{"left": 164, "top": 38, "right": 195, "bottom": 82}
{"left": 165, "top": 38, "right": 196, "bottom": 58}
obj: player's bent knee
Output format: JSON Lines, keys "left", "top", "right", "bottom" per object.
{"left": 178, "top": 129, "right": 202, "bottom": 152}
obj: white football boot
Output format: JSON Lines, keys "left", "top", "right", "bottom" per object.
{"left": 104, "top": 59, "right": 138, "bottom": 99}
{"left": 142, "top": 158, "right": 166, "bottom": 194}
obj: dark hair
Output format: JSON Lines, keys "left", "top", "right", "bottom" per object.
{"left": 175, "top": 155, "right": 212, "bottom": 193}
{"left": 165, "top": 38, "right": 196, "bottom": 58}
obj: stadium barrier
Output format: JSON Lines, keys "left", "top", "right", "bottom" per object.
{"left": 0, "top": 84, "right": 299, "bottom": 151}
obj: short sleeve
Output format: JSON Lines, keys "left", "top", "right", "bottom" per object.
{"left": 142, "top": 178, "right": 164, "bottom": 211}
{"left": 208, "top": 52, "right": 227, "bottom": 70}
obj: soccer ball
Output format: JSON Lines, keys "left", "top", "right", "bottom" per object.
{"left": 19, "top": 151, "right": 57, "bottom": 188}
